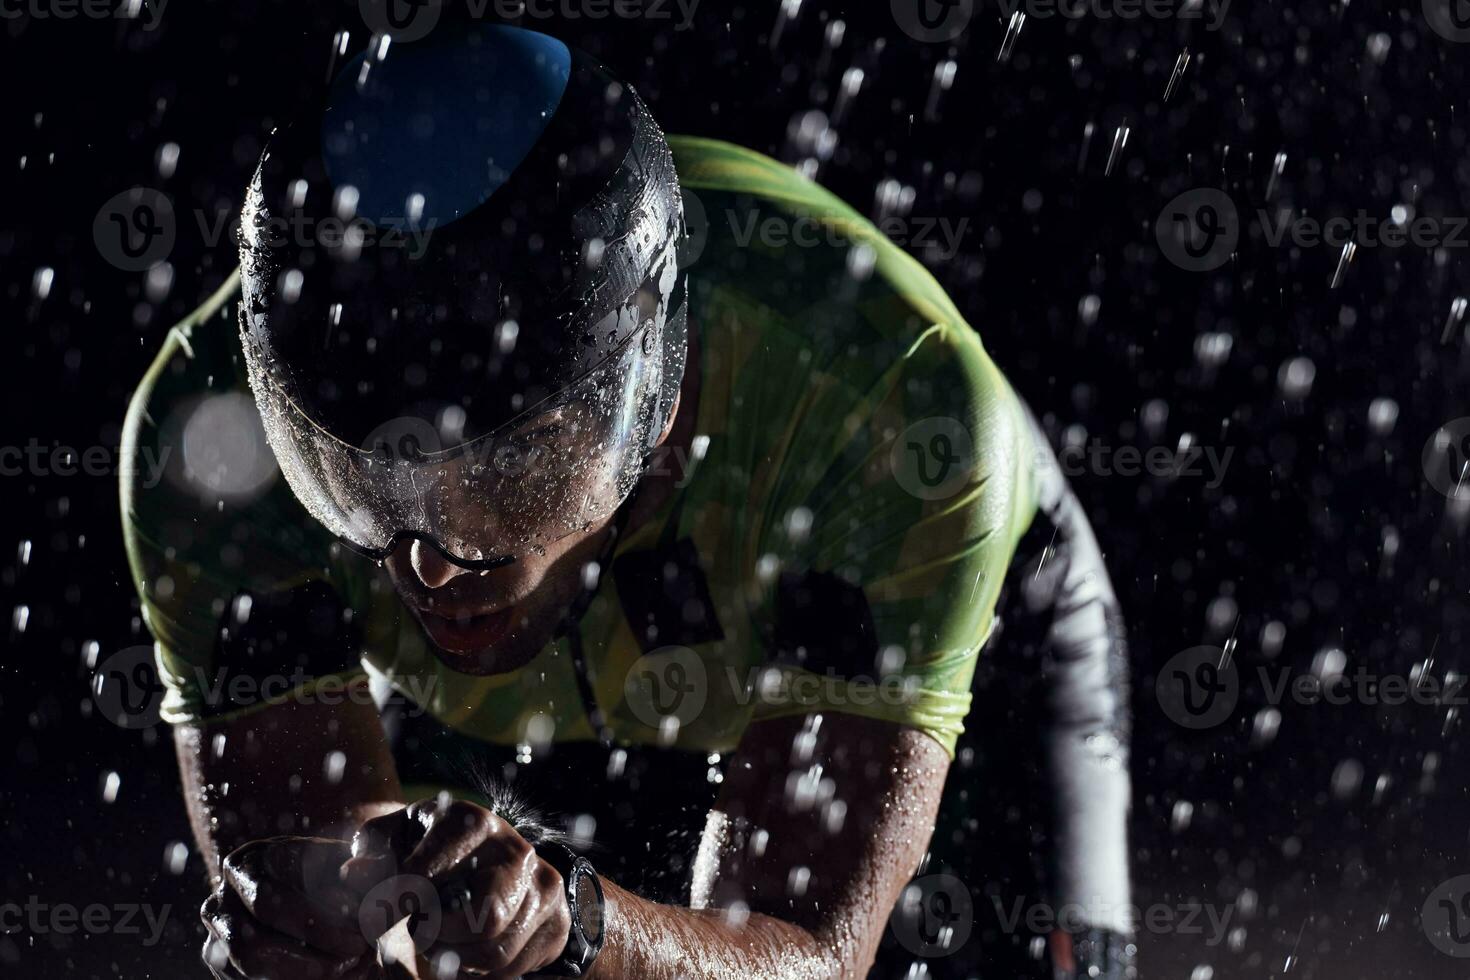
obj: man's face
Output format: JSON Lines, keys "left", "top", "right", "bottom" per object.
{"left": 384, "top": 506, "right": 615, "bottom": 675}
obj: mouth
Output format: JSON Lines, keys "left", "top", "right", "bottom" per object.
{"left": 411, "top": 603, "right": 517, "bottom": 655}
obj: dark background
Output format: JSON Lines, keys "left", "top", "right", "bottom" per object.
{"left": 2, "top": 1, "right": 1468, "bottom": 977}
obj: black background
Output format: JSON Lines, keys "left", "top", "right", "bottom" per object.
{"left": 2, "top": 1, "right": 1468, "bottom": 977}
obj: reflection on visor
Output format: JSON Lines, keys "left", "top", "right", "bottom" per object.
{"left": 250, "top": 311, "right": 677, "bottom": 566}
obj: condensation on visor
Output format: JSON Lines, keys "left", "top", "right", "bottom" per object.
{"left": 250, "top": 313, "right": 670, "bottom": 565}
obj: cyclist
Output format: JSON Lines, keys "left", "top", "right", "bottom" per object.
{"left": 120, "top": 23, "right": 1133, "bottom": 979}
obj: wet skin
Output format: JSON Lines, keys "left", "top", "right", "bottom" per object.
{"left": 187, "top": 341, "right": 955, "bottom": 978}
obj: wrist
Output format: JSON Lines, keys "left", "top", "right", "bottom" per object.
{"left": 526, "top": 842, "right": 607, "bottom": 977}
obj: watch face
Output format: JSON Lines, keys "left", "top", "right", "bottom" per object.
{"left": 571, "top": 868, "right": 605, "bottom": 944}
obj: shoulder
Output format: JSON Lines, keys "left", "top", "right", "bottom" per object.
{"left": 120, "top": 272, "right": 353, "bottom": 718}
{"left": 668, "top": 135, "right": 971, "bottom": 343}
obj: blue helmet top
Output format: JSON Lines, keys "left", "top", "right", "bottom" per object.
{"left": 239, "top": 24, "right": 685, "bottom": 448}
{"left": 321, "top": 25, "right": 573, "bottom": 226}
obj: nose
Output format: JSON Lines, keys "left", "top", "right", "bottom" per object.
{"left": 408, "top": 538, "right": 473, "bottom": 589}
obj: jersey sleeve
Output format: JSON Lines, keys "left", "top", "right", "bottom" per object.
{"left": 746, "top": 319, "right": 1039, "bottom": 756}
{"left": 119, "top": 272, "right": 370, "bottom": 725}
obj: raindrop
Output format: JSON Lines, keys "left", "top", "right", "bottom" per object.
{"left": 1367, "top": 397, "right": 1398, "bottom": 435}
{"left": 1330, "top": 240, "right": 1357, "bottom": 288}
{"left": 333, "top": 184, "right": 360, "bottom": 221}
{"left": 1277, "top": 357, "right": 1316, "bottom": 400}
{"left": 32, "top": 267, "right": 54, "bottom": 301}
{"left": 783, "top": 507, "right": 814, "bottom": 543}
{"left": 997, "top": 12, "right": 1026, "bottom": 63}
{"left": 1078, "top": 294, "right": 1101, "bottom": 327}
{"left": 1194, "top": 332, "right": 1233, "bottom": 368}
{"left": 1261, "top": 620, "right": 1286, "bottom": 657}
{"left": 146, "top": 262, "right": 174, "bottom": 303}
{"left": 1105, "top": 122, "right": 1130, "bottom": 176}
{"left": 1331, "top": 759, "right": 1363, "bottom": 799}
{"left": 1251, "top": 708, "right": 1281, "bottom": 748}
{"left": 101, "top": 771, "right": 121, "bottom": 804}
{"left": 1164, "top": 49, "right": 1191, "bottom": 102}
{"left": 156, "top": 141, "right": 180, "bottom": 179}
{"left": 279, "top": 269, "right": 304, "bottom": 305}
{"left": 1366, "top": 33, "right": 1391, "bottom": 65}
{"left": 164, "top": 841, "right": 189, "bottom": 874}
{"left": 433, "top": 951, "right": 461, "bottom": 980}
{"left": 1310, "top": 647, "right": 1346, "bottom": 683}
{"left": 1171, "top": 800, "right": 1194, "bottom": 832}
{"left": 1440, "top": 297, "right": 1466, "bottom": 345}
{"left": 925, "top": 60, "right": 957, "bottom": 121}
{"left": 770, "top": 0, "right": 802, "bottom": 48}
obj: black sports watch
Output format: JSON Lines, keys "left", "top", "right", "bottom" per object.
{"left": 527, "top": 842, "right": 606, "bottom": 978}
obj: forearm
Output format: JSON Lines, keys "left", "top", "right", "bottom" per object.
{"left": 174, "top": 691, "right": 403, "bottom": 879}
{"left": 590, "top": 881, "right": 844, "bottom": 980}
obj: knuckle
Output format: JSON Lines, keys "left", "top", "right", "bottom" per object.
{"left": 536, "top": 862, "right": 564, "bottom": 898}
{"left": 447, "top": 799, "right": 497, "bottom": 836}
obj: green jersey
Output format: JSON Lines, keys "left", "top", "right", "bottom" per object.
{"left": 121, "top": 136, "right": 1040, "bottom": 758}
